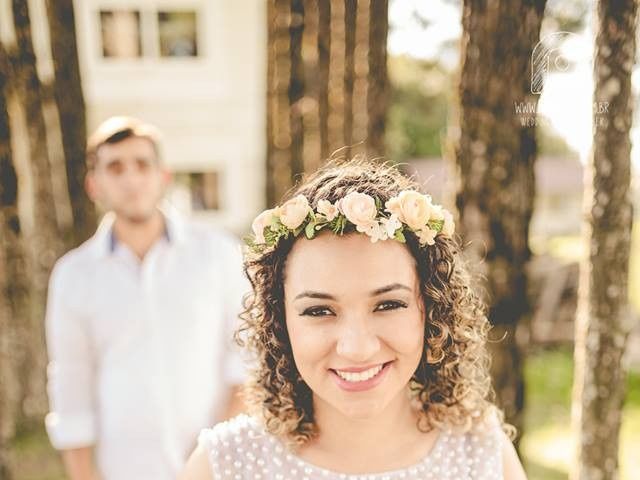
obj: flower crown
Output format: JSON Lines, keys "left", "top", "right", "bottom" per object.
{"left": 246, "top": 190, "right": 455, "bottom": 253}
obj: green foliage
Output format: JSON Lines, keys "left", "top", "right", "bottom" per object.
{"left": 386, "top": 55, "right": 451, "bottom": 161}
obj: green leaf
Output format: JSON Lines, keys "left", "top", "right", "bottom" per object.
{"left": 394, "top": 229, "right": 406, "bottom": 243}
{"left": 305, "top": 221, "right": 316, "bottom": 239}
{"left": 339, "top": 215, "right": 347, "bottom": 234}
{"left": 243, "top": 234, "right": 255, "bottom": 247}
{"left": 428, "top": 219, "right": 444, "bottom": 232}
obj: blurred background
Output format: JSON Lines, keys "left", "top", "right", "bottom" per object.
{"left": 0, "top": 0, "right": 639, "bottom": 479}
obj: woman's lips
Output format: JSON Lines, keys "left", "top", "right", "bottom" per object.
{"left": 329, "top": 361, "right": 393, "bottom": 392}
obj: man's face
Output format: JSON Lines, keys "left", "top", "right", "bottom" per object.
{"left": 86, "top": 136, "right": 170, "bottom": 223}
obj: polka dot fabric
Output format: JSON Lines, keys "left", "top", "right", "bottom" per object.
{"left": 197, "top": 414, "right": 503, "bottom": 479}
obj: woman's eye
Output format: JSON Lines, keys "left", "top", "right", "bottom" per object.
{"left": 301, "top": 306, "right": 334, "bottom": 317}
{"left": 374, "top": 300, "right": 408, "bottom": 312}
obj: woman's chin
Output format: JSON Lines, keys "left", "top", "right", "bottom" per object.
{"left": 337, "top": 399, "right": 387, "bottom": 420}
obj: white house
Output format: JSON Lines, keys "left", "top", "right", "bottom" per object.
{"left": 73, "top": 0, "right": 267, "bottom": 236}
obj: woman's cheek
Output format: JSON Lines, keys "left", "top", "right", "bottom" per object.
{"left": 382, "top": 310, "right": 424, "bottom": 354}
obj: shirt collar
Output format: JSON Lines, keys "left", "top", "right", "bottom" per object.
{"left": 92, "top": 202, "right": 186, "bottom": 258}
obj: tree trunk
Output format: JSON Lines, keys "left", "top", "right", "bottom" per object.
{"left": 452, "top": 0, "right": 547, "bottom": 446}
{"left": 288, "top": 0, "right": 305, "bottom": 185}
{"left": 12, "top": 0, "right": 64, "bottom": 421}
{"left": 46, "top": 0, "right": 96, "bottom": 247}
{"left": 571, "top": 1, "right": 637, "bottom": 478}
{"left": 265, "top": 0, "right": 389, "bottom": 205}
{"left": 317, "top": 1, "right": 331, "bottom": 162}
{"left": 366, "top": 0, "right": 388, "bottom": 158}
{"left": 266, "top": 0, "right": 294, "bottom": 206}
{"left": 343, "top": 0, "right": 356, "bottom": 157}
{"left": 0, "top": 41, "right": 17, "bottom": 480}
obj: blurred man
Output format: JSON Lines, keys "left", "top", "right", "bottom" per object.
{"left": 44, "top": 116, "right": 250, "bottom": 480}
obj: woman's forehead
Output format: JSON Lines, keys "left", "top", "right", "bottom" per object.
{"left": 284, "top": 232, "right": 418, "bottom": 292}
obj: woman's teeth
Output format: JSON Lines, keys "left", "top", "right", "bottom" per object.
{"left": 335, "top": 364, "right": 384, "bottom": 382}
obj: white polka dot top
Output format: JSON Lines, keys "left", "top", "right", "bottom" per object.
{"left": 197, "top": 413, "right": 503, "bottom": 479}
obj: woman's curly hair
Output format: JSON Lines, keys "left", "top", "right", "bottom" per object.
{"left": 234, "top": 157, "right": 514, "bottom": 450}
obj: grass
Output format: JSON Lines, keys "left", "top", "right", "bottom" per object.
{"left": 521, "top": 347, "right": 640, "bottom": 480}
{"left": 523, "top": 219, "right": 640, "bottom": 479}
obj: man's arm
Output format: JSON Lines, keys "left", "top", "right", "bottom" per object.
{"left": 61, "top": 447, "right": 101, "bottom": 480}
{"left": 217, "top": 234, "right": 254, "bottom": 421}
{"left": 44, "top": 260, "right": 99, "bottom": 479}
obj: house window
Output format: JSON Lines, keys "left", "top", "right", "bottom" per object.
{"left": 174, "top": 171, "right": 220, "bottom": 211}
{"left": 158, "top": 11, "right": 198, "bottom": 57}
{"left": 99, "top": 10, "right": 141, "bottom": 58}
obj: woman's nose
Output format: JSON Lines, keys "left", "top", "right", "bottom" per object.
{"left": 335, "top": 321, "right": 380, "bottom": 362}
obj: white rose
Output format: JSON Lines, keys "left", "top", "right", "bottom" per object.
{"left": 385, "top": 191, "right": 434, "bottom": 230}
{"left": 338, "top": 192, "right": 377, "bottom": 229}
{"left": 380, "top": 214, "right": 402, "bottom": 238}
{"left": 317, "top": 199, "right": 339, "bottom": 221}
{"left": 356, "top": 220, "right": 387, "bottom": 243}
{"left": 442, "top": 210, "right": 455, "bottom": 236}
{"left": 429, "top": 204, "right": 455, "bottom": 236}
{"left": 278, "top": 194, "right": 311, "bottom": 229}
{"left": 430, "top": 204, "right": 445, "bottom": 221}
{"left": 251, "top": 208, "right": 277, "bottom": 244}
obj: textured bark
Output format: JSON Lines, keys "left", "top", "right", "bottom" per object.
{"left": 317, "top": 1, "right": 331, "bottom": 161}
{"left": 46, "top": 0, "right": 96, "bottom": 246}
{"left": 571, "top": 1, "right": 637, "bottom": 479}
{"left": 265, "top": 0, "right": 389, "bottom": 205}
{"left": 453, "top": 0, "right": 547, "bottom": 445}
{"left": 266, "top": 0, "right": 293, "bottom": 205}
{"left": 289, "top": 0, "right": 305, "bottom": 186}
{"left": 343, "top": 0, "right": 357, "bottom": 156}
{"left": 0, "top": 41, "right": 17, "bottom": 480}
{"left": 366, "top": 0, "right": 388, "bottom": 157}
{"left": 12, "top": 0, "right": 63, "bottom": 420}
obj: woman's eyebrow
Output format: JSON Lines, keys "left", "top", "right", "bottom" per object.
{"left": 293, "top": 283, "right": 411, "bottom": 301}
{"left": 371, "top": 283, "right": 412, "bottom": 296}
{"left": 294, "top": 291, "right": 336, "bottom": 301}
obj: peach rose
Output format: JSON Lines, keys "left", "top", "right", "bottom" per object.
{"left": 251, "top": 208, "right": 277, "bottom": 244}
{"left": 417, "top": 227, "right": 438, "bottom": 246}
{"left": 317, "top": 199, "right": 339, "bottom": 221}
{"left": 385, "top": 191, "right": 434, "bottom": 231}
{"left": 278, "top": 194, "right": 311, "bottom": 229}
{"left": 338, "top": 192, "right": 377, "bottom": 228}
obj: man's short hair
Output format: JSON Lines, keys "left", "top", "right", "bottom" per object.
{"left": 86, "top": 116, "right": 163, "bottom": 170}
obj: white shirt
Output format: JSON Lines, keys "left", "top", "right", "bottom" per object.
{"left": 44, "top": 203, "right": 252, "bottom": 480}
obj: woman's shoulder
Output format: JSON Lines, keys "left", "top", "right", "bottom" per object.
{"left": 443, "top": 413, "right": 506, "bottom": 478}
{"left": 195, "top": 413, "right": 275, "bottom": 479}
{"left": 198, "top": 413, "right": 267, "bottom": 451}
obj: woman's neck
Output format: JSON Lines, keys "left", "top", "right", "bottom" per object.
{"left": 304, "top": 389, "right": 433, "bottom": 472}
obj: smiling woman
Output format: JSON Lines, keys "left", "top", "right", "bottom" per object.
{"left": 180, "top": 157, "right": 527, "bottom": 479}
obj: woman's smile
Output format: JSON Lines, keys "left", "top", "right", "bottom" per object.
{"left": 329, "top": 360, "right": 395, "bottom": 392}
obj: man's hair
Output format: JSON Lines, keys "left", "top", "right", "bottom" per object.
{"left": 86, "top": 116, "right": 163, "bottom": 170}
